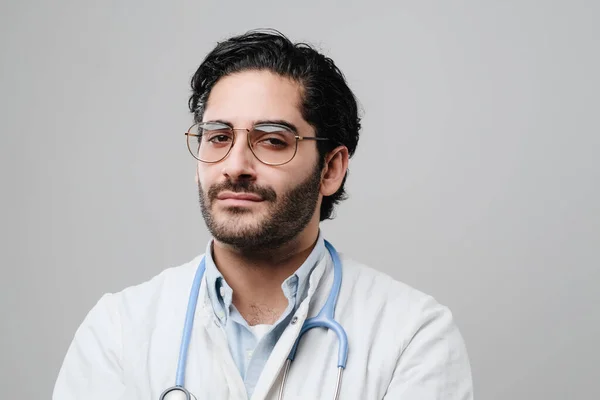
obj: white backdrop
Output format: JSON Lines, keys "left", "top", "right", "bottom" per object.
{"left": 1, "top": 1, "right": 598, "bottom": 398}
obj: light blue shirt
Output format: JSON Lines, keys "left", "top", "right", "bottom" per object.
{"left": 204, "top": 233, "right": 326, "bottom": 398}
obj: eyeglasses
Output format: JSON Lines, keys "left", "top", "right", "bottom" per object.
{"left": 185, "top": 121, "right": 330, "bottom": 166}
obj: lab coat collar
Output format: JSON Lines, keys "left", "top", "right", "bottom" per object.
{"left": 196, "top": 235, "right": 335, "bottom": 397}
{"left": 202, "top": 231, "right": 327, "bottom": 325}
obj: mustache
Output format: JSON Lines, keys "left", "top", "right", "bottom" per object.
{"left": 207, "top": 180, "right": 277, "bottom": 202}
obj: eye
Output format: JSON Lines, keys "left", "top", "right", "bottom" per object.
{"left": 253, "top": 125, "right": 295, "bottom": 149}
{"left": 208, "top": 134, "right": 232, "bottom": 143}
{"left": 203, "top": 130, "right": 233, "bottom": 144}
{"left": 253, "top": 133, "right": 294, "bottom": 149}
{"left": 259, "top": 136, "right": 288, "bottom": 147}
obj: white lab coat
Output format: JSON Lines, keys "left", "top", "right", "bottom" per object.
{"left": 54, "top": 250, "right": 473, "bottom": 399}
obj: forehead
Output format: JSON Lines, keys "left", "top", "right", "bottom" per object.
{"left": 202, "top": 70, "right": 309, "bottom": 129}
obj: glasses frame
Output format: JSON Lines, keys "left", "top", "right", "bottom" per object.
{"left": 185, "top": 122, "right": 330, "bottom": 166}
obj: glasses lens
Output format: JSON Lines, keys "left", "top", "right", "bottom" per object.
{"left": 187, "top": 123, "right": 233, "bottom": 162}
{"left": 249, "top": 125, "right": 297, "bottom": 165}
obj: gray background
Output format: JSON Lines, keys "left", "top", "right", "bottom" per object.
{"left": 1, "top": 0, "right": 598, "bottom": 398}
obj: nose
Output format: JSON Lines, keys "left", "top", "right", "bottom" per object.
{"left": 220, "top": 129, "right": 256, "bottom": 182}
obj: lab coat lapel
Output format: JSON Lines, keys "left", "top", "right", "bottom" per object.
{"left": 250, "top": 251, "right": 333, "bottom": 400}
{"left": 197, "top": 273, "right": 248, "bottom": 399}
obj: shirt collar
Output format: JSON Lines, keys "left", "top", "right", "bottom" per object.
{"left": 203, "top": 231, "right": 327, "bottom": 323}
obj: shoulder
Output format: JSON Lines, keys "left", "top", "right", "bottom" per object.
{"left": 337, "top": 257, "right": 473, "bottom": 396}
{"left": 337, "top": 253, "right": 458, "bottom": 342}
{"left": 104, "top": 254, "right": 204, "bottom": 325}
{"left": 339, "top": 253, "right": 439, "bottom": 310}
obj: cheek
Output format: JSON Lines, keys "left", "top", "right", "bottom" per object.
{"left": 270, "top": 169, "right": 310, "bottom": 195}
{"left": 196, "top": 165, "right": 214, "bottom": 191}
{"left": 258, "top": 167, "right": 290, "bottom": 190}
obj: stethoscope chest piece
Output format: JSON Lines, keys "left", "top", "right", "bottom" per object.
{"left": 159, "top": 386, "right": 196, "bottom": 400}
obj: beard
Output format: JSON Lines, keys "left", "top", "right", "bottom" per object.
{"left": 198, "top": 164, "right": 322, "bottom": 251}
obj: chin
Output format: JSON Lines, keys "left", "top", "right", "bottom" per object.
{"left": 213, "top": 210, "right": 262, "bottom": 229}
{"left": 214, "top": 206, "right": 261, "bottom": 220}
{"left": 211, "top": 225, "right": 267, "bottom": 249}
{"left": 220, "top": 206, "right": 255, "bottom": 215}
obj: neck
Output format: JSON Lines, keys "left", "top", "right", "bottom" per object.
{"left": 211, "top": 227, "right": 319, "bottom": 325}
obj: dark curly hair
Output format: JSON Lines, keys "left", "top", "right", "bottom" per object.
{"left": 189, "top": 29, "right": 361, "bottom": 221}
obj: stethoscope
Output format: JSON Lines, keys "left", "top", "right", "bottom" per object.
{"left": 159, "top": 240, "right": 348, "bottom": 400}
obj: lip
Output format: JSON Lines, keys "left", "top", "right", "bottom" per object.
{"left": 216, "top": 191, "right": 263, "bottom": 202}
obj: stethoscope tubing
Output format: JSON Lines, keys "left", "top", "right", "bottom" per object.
{"left": 176, "top": 259, "right": 206, "bottom": 386}
{"left": 163, "top": 240, "right": 348, "bottom": 400}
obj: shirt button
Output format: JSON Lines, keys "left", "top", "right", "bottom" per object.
{"left": 214, "top": 319, "right": 221, "bottom": 327}
{"left": 219, "top": 286, "right": 226, "bottom": 297}
{"left": 291, "top": 316, "right": 298, "bottom": 325}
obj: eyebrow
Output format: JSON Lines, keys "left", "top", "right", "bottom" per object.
{"left": 204, "top": 119, "right": 299, "bottom": 133}
{"left": 204, "top": 119, "right": 234, "bottom": 127}
{"left": 254, "top": 119, "right": 298, "bottom": 133}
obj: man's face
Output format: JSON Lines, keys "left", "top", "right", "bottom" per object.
{"left": 196, "top": 70, "right": 322, "bottom": 250}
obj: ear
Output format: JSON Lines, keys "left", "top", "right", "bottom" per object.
{"left": 320, "top": 146, "right": 349, "bottom": 196}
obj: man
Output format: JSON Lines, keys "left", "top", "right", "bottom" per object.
{"left": 54, "top": 30, "right": 473, "bottom": 399}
